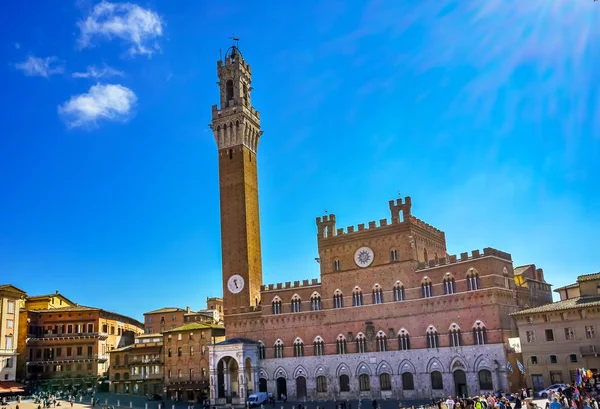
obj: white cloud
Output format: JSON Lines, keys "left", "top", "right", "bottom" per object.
{"left": 77, "top": 1, "right": 163, "bottom": 57}
{"left": 72, "top": 64, "right": 124, "bottom": 79}
{"left": 14, "top": 56, "right": 64, "bottom": 77}
{"left": 58, "top": 84, "right": 137, "bottom": 129}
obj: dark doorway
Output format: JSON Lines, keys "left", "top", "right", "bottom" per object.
{"left": 296, "top": 377, "right": 307, "bottom": 400}
{"left": 259, "top": 378, "right": 267, "bottom": 393}
{"left": 217, "top": 359, "right": 226, "bottom": 398}
{"left": 454, "top": 370, "right": 468, "bottom": 398}
{"left": 276, "top": 377, "right": 287, "bottom": 399}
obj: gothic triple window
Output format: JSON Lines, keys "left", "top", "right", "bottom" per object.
{"left": 257, "top": 342, "right": 266, "bottom": 360}
{"left": 271, "top": 297, "right": 282, "bottom": 315}
{"left": 313, "top": 337, "right": 324, "bottom": 356}
{"left": 393, "top": 281, "right": 405, "bottom": 301}
{"left": 426, "top": 326, "right": 439, "bottom": 349}
{"left": 293, "top": 338, "right": 304, "bottom": 357}
{"left": 372, "top": 284, "right": 384, "bottom": 304}
{"left": 291, "top": 295, "right": 302, "bottom": 313}
{"left": 376, "top": 331, "right": 388, "bottom": 352}
{"left": 310, "top": 293, "right": 322, "bottom": 311}
{"left": 422, "top": 277, "right": 433, "bottom": 298}
{"left": 274, "top": 340, "right": 284, "bottom": 358}
{"left": 356, "top": 333, "right": 367, "bottom": 353}
{"left": 473, "top": 320, "right": 488, "bottom": 345}
{"left": 467, "top": 268, "right": 481, "bottom": 291}
{"left": 333, "top": 290, "right": 344, "bottom": 309}
{"left": 336, "top": 335, "right": 347, "bottom": 355}
{"left": 449, "top": 323, "right": 462, "bottom": 347}
{"left": 444, "top": 273, "right": 456, "bottom": 295}
{"left": 398, "top": 329, "right": 411, "bottom": 350}
{"left": 352, "top": 287, "right": 364, "bottom": 306}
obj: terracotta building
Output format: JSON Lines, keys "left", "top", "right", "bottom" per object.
{"left": 23, "top": 304, "right": 143, "bottom": 390}
{"left": 163, "top": 322, "right": 225, "bottom": 401}
{"left": 109, "top": 333, "right": 163, "bottom": 396}
{"left": 0, "top": 284, "right": 27, "bottom": 394}
{"left": 512, "top": 272, "right": 600, "bottom": 393}
{"left": 513, "top": 265, "right": 553, "bottom": 309}
{"left": 205, "top": 43, "right": 554, "bottom": 403}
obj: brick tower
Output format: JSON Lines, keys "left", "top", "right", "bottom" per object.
{"left": 209, "top": 42, "right": 263, "bottom": 316}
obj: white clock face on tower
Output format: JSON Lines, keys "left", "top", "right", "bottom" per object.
{"left": 354, "top": 247, "right": 375, "bottom": 268}
{"left": 227, "top": 274, "right": 245, "bottom": 294}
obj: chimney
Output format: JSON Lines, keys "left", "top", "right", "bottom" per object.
{"left": 55, "top": 290, "right": 59, "bottom": 294}
{"left": 186, "top": 306, "right": 191, "bottom": 313}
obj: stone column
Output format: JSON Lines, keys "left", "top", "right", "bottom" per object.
{"left": 239, "top": 363, "right": 247, "bottom": 401}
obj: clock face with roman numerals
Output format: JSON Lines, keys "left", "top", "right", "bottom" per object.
{"left": 354, "top": 247, "right": 374, "bottom": 268}
{"left": 227, "top": 274, "right": 245, "bottom": 294}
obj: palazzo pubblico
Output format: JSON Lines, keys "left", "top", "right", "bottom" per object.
{"left": 206, "top": 44, "right": 552, "bottom": 404}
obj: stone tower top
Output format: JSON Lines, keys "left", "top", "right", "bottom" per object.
{"left": 209, "top": 40, "right": 262, "bottom": 153}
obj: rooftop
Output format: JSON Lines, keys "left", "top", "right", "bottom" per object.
{"left": 553, "top": 283, "right": 579, "bottom": 292}
{"left": 511, "top": 295, "right": 600, "bottom": 316}
{"left": 513, "top": 265, "right": 533, "bottom": 276}
{"left": 110, "top": 344, "right": 134, "bottom": 353}
{"left": 162, "top": 322, "right": 224, "bottom": 333}
{"left": 144, "top": 307, "right": 186, "bottom": 314}
{"left": 215, "top": 337, "right": 259, "bottom": 346}
{"left": 29, "top": 305, "right": 144, "bottom": 328}
{"left": 0, "top": 284, "right": 27, "bottom": 295}
{"left": 577, "top": 272, "right": 600, "bottom": 282}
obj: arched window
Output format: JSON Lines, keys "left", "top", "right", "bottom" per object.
{"left": 115, "top": 355, "right": 120, "bottom": 365}
{"left": 431, "top": 371, "right": 443, "bottom": 389}
{"left": 380, "top": 373, "right": 392, "bottom": 391}
{"left": 402, "top": 372, "right": 414, "bottom": 390}
{"left": 291, "top": 294, "right": 302, "bottom": 313}
{"left": 258, "top": 341, "right": 266, "bottom": 360}
{"left": 393, "top": 281, "right": 405, "bottom": 301}
{"left": 313, "top": 336, "right": 324, "bottom": 356}
{"left": 333, "top": 259, "right": 341, "bottom": 271}
{"left": 376, "top": 331, "right": 387, "bottom": 352}
{"left": 352, "top": 287, "right": 364, "bottom": 306}
{"left": 293, "top": 338, "right": 304, "bottom": 357}
{"left": 444, "top": 273, "right": 456, "bottom": 295}
{"left": 124, "top": 372, "right": 130, "bottom": 380}
{"left": 333, "top": 290, "right": 344, "bottom": 309}
{"left": 225, "top": 79, "right": 234, "bottom": 103}
{"left": 398, "top": 329, "right": 411, "bottom": 351}
{"left": 467, "top": 268, "right": 481, "bottom": 291}
{"left": 310, "top": 292, "right": 322, "bottom": 311}
{"left": 426, "top": 326, "right": 439, "bottom": 349}
{"left": 356, "top": 333, "right": 367, "bottom": 353}
{"left": 359, "top": 374, "right": 370, "bottom": 391}
{"left": 472, "top": 320, "right": 488, "bottom": 345}
{"left": 271, "top": 297, "right": 282, "bottom": 315}
{"left": 478, "top": 369, "right": 493, "bottom": 390}
{"left": 390, "top": 249, "right": 398, "bottom": 262}
{"left": 372, "top": 284, "right": 384, "bottom": 304}
{"left": 336, "top": 335, "right": 347, "bottom": 355}
{"left": 339, "top": 374, "right": 350, "bottom": 392}
{"left": 316, "top": 376, "right": 327, "bottom": 393}
{"left": 422, "top": 277, "right": 433, "bottom": 298}
{"left": 274, "top": 339, "right": 284, "bottom": 359}
{"left": 449, "top": 323, "right": 462, "bottom": 347}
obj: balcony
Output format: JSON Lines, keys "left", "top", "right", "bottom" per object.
{"left": 27, "top": 354, "right": 109, "bottom": 365}
{"left": 131, "top": 357, "right": 161, "bottom": 365}
{"left": 581, "top": 345, "right": 600, "bottom": 356}
{"left": 0, "top": 349, "right": 17, "bottom": 356}
{"left": 28, "top": 332, "right": 109, "bottom": 342}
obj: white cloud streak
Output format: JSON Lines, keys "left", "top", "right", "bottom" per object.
{"left": 14, "top": 56, "right": 64, "bottom": 77}
{"left": 58, "top": 84, "right": 137, "bottom": 129}
{"left": 77, "top": 1, "right": 163, "bottom": 57}
{"left": 72, "top": 64, "right": 124, "bottom": 79}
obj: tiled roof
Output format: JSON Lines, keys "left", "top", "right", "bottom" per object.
{"left": 162, "top": 322, "right": 224, "bottom": 333}
{"left": 553, "top": 283, "right": 578, "bottom": 292}
{"left": 136, "top": 333, "right": 162, "bottom": 338}
{"left": 0, "top": 284, "right": 27, "bottom": 294}
{"left": 144, "top": 307, "right": 186, "bottom": 314}
{"left": 513, "top": 265, "right": 533, "bottom": 276}
{"left": 216, "top": 337, "right": 258, "bottom": 346}
{"left": 29, "top": 305, "right": 144, "bottom": 327}
{"left": 110, "top": 344, "right": 134, "bottom": 353}
{"left": 578, "top": 272, "right": 600, "bottom": 282}
{"left": 511, "top": 296, "right": 600, "bottom": 316}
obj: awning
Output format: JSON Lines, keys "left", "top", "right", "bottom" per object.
{"left": 0, "top": 381, "right": 26, "bottom": 394}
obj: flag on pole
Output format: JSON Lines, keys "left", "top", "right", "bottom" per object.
{"left": 517, "top": 360, "right": 525, "bottom": 374}
{"left": 506, "top": 362, "right": 513, "bottom": 373}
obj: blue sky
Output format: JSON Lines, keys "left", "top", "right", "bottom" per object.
{"left": 1, "top": 1, "right": 599, "bottom": 321}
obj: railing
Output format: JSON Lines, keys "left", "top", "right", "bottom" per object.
{"left": 0, "top": 348, "right": 17, "bottom": 355}
{"left": 581, "top": 345, "right": 600, "bottom": 355}
{"left": 27, "top": 354, "right": 109, "bottom": 364}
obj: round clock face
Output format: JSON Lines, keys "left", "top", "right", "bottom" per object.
{"left": 354, "top": 246, "right": 374, "bottom": 268}
{"left": 227, "top": 274, "right": 245, "bottom": 294}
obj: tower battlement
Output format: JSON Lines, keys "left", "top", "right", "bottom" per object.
{"left": 416, "top": 247, "right": 512, "bottom": 270}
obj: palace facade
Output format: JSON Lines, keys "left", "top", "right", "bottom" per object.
{"left": 206, "top": 44, "right": 553, "bottom": 403}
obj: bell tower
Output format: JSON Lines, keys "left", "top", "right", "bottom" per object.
{"left": 209, "top": 42, "right": 263, "bottom": 315}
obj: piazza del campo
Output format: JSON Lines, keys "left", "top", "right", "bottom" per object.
{"left": 3, "top": 36, "right": 599, "bottom": 408}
